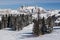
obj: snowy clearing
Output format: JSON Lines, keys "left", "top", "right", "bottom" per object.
{"left": 0, "top": 23, "right": 60, "bottom": 40}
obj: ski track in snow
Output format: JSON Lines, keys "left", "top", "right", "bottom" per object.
{"left": 0, "top": 23, "right": 60, "bottom": 40}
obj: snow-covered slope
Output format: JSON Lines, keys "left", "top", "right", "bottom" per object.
{"left": 0, "top": 23, "right": 60, "bottom": 40}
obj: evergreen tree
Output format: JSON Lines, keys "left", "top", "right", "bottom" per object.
{"left": 33, "top": 9, "right": 40, "bottom": 36}
{"left": 1, "top": 15, "right": 5, "bottom": 29}
{"left": 58, "top": 22, "right": 60, "bottom": 26}
{"left": 33, "top": 19, "right": 40, "bottom": 36}
{"left": 0, "top": 21, "right": 2, "bottom": 29}
{"left": 41, "top": 17, "right": 47, "bottom": 34}
{"left": 47, "top": 16, "right": 53, "bottom": 33}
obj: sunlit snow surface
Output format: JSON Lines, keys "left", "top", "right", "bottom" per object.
{"left": 0, "top": 23, "right": 60, "bottom": 40}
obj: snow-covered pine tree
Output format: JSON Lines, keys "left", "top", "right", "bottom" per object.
{"left": 1, "top": 15, "right": 5, "bottom": 29}
{"left": 33, "top": 19, "right": 40, "bottom": 36}
{"left": 41, "top": 17, "right": 47, "bottom": 34}
{"left": 47, "top": 16, "right": 53, "bottom": 33}
{"left": 0, "top": 21, "right": 2, "bottom": 29}
{"left": 58, "top": 22, "right": 60, "bottom": 26}
{"left": 4, "top": 14, "right": 8, "bottom": 28}
{"left": 33, "top": 8, "right": 41, "bottom": 36}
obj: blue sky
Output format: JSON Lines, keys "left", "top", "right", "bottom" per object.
{"left": 0, "top": 0, "right": 60, "bottom": 9}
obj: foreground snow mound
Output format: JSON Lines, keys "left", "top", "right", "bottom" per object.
{"left": 0, "top": 23, "right": 60, "bottom": 40}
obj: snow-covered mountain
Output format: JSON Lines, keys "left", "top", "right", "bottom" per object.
{"left": 0, "top": 6, "right": 60, "bottom": 19}
{"left": 0, "top": 6, "right": 59, "bottom": 15}
{"left": 0, "top": 6, "right": 60, "bottom": 21}
{"left": 18, "top": 6, "right": 46, "bottom": 13}
{"left": 0, "top": 6, "right": 46, "bottom": 14}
